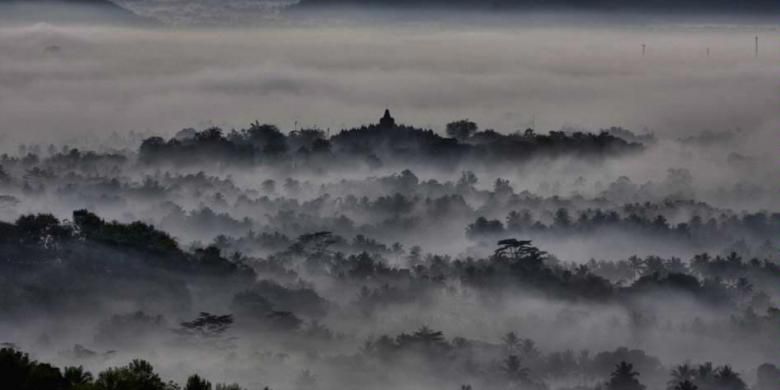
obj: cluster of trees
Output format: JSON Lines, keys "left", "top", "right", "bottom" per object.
{"left": 585, "top": 252, "right": 780, "bottom": 288}
{"left": 492, "top": 208, "right": 780, "bottom": 239}
{"left": 355, "top": 326, "right": 773, "bottom": 390}
{"left": 138, "top": 117, "right": 641, "bottom": 169}
{"left": 255, "top": 229, "right": 777, "bottom": 314}
{"left": 467, "top": 205, "right": 780, "bottom": 257}
{"left": 150, "top": 183, "right": 777, "bottom": 259}
{"left": 2, "top": 206, "right": 777, "bottom": 316}
{"left": 0, "top": 210, "right": 255, "bottom": 318}
{"left": 4, "top": 338, "right": 777, "bottom": 390}
{"left": 0, "top": 119, "right": 777, "bottom": 390}
{"left": 1, "top": 138, "right": 770, "bottom": 262}
{"left": 0, "top": 348, "right": 250, "bottom": 390}
{"left": 1, "top": 207, "right": 778, "bottom": 389}
{"left": 6, "top": 209, "right": 252, "bottom": 276}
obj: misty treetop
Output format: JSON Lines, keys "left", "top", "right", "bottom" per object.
{"left": 0, "top": 3, "right": 777, "bottom": 389}
{"left": 2, "top": 206, "right": 779, "bottom": 389}
{"left": 138, "top": 113, "right": 642, "bottom": 169}
{"left": 0, "top": 114, "right": 778, "bottom": 390}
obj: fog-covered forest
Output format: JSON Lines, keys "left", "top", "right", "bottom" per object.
{"left": 0, "top": 1, "right": 778, "bottom": 390}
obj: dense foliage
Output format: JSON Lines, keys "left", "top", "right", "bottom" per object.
{"left": 0, "top": 116, "right": 776, "bottom": 390}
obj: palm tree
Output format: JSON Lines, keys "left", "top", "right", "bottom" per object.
{"left": 63, "top": 366, "right": 93, "bottom": 387}
{"left": 673, "top": 380, "right": 698, "bottom": 390}
{"left": 714, "top": 366, "right": 746, "bottom": 390}
{"left": 668, "top": 364, "right": 695, "bottom": 390}
{"left": 607, "top": 362, "right": 646, "bottom": 390}
{"left": 757, "top": 364, "right": 780, "bottom": 390}
{"left": 185, "top": 375, "right": 212, "bottom": 390}
{"left": 694, "top": 362, "right": 715, "bottom": 389}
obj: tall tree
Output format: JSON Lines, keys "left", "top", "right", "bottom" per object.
{"left": 446, "top": 120, "right": 478, "bottom": 141}
{"left": 607, "top": 362, "right": 646, "bottom": 390}
{"left": 185, "top": 375, "right": 212, "bottom": 390}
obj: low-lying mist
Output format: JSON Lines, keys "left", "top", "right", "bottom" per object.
{"left": 1, "top": 8, "right": 779, "bottom": 390}
{"left": 0, "top": 19, "right": 777, "bottom": 145}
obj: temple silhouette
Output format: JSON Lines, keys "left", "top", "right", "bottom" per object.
{"left": 379, "top": 109, "right": 396, "bottom": 128}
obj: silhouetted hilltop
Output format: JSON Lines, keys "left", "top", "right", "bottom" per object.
{"left": 0, "top": 0, "right": 155, "bottom": 25}
{"left": 294, "top": 0, "right": 780, "bottom": 14}
{"left": 138, "top": 111, "right": 642, "bottom": 169}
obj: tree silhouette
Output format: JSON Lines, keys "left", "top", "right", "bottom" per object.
{"left": 494, "top": 239, "right": 546, "bottom": 261}
{"left": 94, "top": 359, "right": 170, "bottom": 390}
{"left": 64, "top": 366, "right": 94, "bottom": 389}
{"left": 290, "top": 231, "right": 337, "bottom": 257}
{"left": 0, "top": 347, "right": 67, "bottom": 390}
{"left": 714, "top": 366, "right": 746, "bottom": 390}
{"left": 446, "top": 120, "right": 478, "bottom": 141}
{"left": 694, "top": 362, "right": 716, "bottom": 389}
{"left": 668, "top": 364, "right": 696, "bottom": 390}
{"left": 756, "top": 364, "right": 780, "bottom": 390}
{"left": 502, "top": 355, "right": 531, "bottom": 382}
{"left": 185, "top": 374, "right": 212, "bottom": 390}
{"left": 502, "top": 331, "right": 521, "bottom": 354}
{"left": 673, "top": 380, "right": 698, "bottom": 390}
{"left": 215, "top": 384, "right": 246, "bottom": 390}
{"left": 0, "top": 347, "right": 256, "bottom": 390}
{"left": 607, "top": 362, "right": 646, "bottom": 390}
{"left": 179, "top": 313, "right": 234, "bottom": 338}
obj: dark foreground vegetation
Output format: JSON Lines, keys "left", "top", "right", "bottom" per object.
{"left": 1, "top": 347, "right": 252, "bottom": 390}
{"left": 1, "top": 209, "right": 778, "bottom": 390}
{"left": 3, "top": 345, "right": 779, "bottom": 390}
